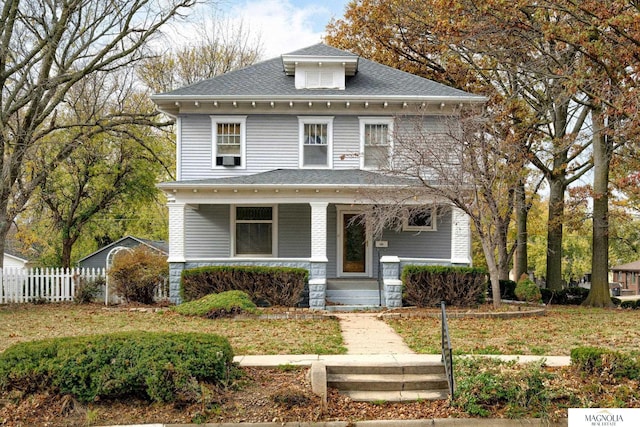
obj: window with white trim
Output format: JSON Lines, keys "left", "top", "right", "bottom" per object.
{"left": 211, "top": 116, "right": 246, "bottom": 168}
{"left": 233, "top": 206, "right": 276, "bottom": 256}
{"left": 299, "top": 116, "right": 333, "bottom": 168}
{"left": 402, "top": 208, "right": 436, "bottom": 232}
{"left": 359, "top": 117, "right": 393, "bottom": 169}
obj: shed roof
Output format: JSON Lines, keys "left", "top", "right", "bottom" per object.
{"left": 77, "top": 236, "right": 168, "bottom": 264}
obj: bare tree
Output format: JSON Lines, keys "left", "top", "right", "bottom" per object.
{"left": 0, "top": 0, "right": 198, "bottom": 266}
{"left": 360, "top": 108, "right": 525, "bottom": 307}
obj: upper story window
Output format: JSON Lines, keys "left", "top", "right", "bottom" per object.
{"left": 211, "top": 116, "right": 247, "bottom": 169}
{"left": 359, "top": 117, "right": 393, "bottom": 170}
{"left": 299, "top": 116, "right": 333, "bottom": 168}
{"left": 402, "top": 208, "right": 437, "bottom": 232}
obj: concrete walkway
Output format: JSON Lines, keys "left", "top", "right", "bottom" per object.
{"left": 234, "top": 312, "right": 571, "bottom": 367}
{"left": 333, "top": 312, "right": 414, "bottom": 354}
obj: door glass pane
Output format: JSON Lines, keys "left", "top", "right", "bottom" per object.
{"left": 343, "top": 214, "right": 366, "bottom": 273}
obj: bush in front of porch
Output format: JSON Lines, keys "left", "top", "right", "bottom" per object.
{"left": 180, "top": 265, "right": 308, "bottom": 307}
{"left": 401, "top": 265, "right": 487, "bottom": 307}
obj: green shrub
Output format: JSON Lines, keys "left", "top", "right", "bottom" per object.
{"left": 0, "top": 332, "right": 235, "bottom": 403}
{"left": 172, "top": 290, "right": 257, "bottom": 318}
{"left": 570, "top": 346, "right": 640, "bottom": 380}
{"left": 401, "top": 265, "right": 487, "bottom": 307}
{"left": 74, "top": 276, "right": 105, "bottom": 304}
{"left": 487, "top": 279, "right": 517, "bottom": 300}
{"left": 180, "top": 265, "right": 308, "bottom": 306}
{"left": 454, "top": 357, "right": 553, "bottom": 418}
{"left": 515, "top": 274, "right": 542, "bottom": 303}
{"left": 109, "top": 246, "right": 168, "bottom": 304}
{"left": 541, "top": 287, "right": 589, "bottom": 305}
{"left": 610, "top": 297, "right": 622, "bottom": 306}
{"left": 620, "top": 300, "right": 637, "bottom": 309}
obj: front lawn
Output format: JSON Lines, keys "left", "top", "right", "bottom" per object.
{"left": 0, "top": 303, "right": 346, "bottom": 355}
{"left": 388, "top": 306, "right": 640, "bottom": 356}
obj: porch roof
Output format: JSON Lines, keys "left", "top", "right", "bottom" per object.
{"left": 158, "top": 169, "right": 422, "bottom": 191}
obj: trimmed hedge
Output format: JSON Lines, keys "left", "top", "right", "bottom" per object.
{"left": 181, "top": 265, "right": 308, "bottom": 306}
{"left": 172, "top": 290, "right": 257, "bottom": 318}
{"left": 0, "top": 332, "right": 235, "bottom": 403}
{"left": 401, "top": 265, "right": 487, "bottom": 307}
{"left": 571, "top": 346, "right": 640, "bottom": 380}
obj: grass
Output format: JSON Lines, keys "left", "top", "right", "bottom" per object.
{"left": 0, "top": 303, "right": 346, "bottom": 355}
{"left": 1, "top": 303, "right": 639, "bottom": 357}
{"left": 388, "top": 306, "right": 640, "bottom": 356}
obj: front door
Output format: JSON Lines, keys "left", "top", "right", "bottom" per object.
{"left": 339, "top": 211, "right": 370, "bottom": 276}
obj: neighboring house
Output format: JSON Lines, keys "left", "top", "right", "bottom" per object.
{"left": 77, "top": 236, "right": 168, "bottom": 269}
{"left": 610, "top": 261, "right": 640, "bottom": 296}
{"left": 152, "top": 43, "right": 486, "bottom": 309}
{"left": 3, "top": 251, "right": 30, "bottom": 269}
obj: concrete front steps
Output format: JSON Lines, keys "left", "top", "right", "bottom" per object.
{"left": 326, "top": 279, "right": 383, "bottom": 311}
{"left": 324, "top": 361, "right": 450, "bottom": 402}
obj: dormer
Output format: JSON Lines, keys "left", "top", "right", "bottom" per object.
{"left": 282, "top": 52, "right": 359, "bottom": 90}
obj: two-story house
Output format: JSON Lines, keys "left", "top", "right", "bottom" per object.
{"left": 152, "top": 43, "right": 486, "bottom": 309}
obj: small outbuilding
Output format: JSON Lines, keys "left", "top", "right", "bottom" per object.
{"left": 77, "top": 236, "right": 168, "bottom": 269}
{"left": 3, "top": 250, "right": 31, "bottom": 269}
{"left": 610, "top": 260, "right": 640, "bottom": 296}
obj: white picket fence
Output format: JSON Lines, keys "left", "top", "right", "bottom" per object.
{"left": 0, "top": 267, "right": 169, "bottom": 304}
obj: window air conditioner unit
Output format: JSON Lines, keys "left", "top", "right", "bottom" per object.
{"left": 216, "top": 156, "right": 241, "bottom": 166}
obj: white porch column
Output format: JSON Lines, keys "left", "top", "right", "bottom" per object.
{"left": 309, "top": 202, "right": 328, "bottom": 310}
{"left": 167, "top": 200, "right": 186, "bottom": 263}
{"left": 309, "top": 202, "right": 329, "bottom": 262}
{"left": 451, "top": 206, "right": 471, "bottom": 265}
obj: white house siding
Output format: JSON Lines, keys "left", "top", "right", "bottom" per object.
{"left": 278, "top": 204, "right": 311, "bottom": 258}
{"left": 246, "top": 115, "right": 299, "bottom": 172}
{"left": 184, "top": 204, "right": 230, "bottom": 258}
{"left": 179, "top": 115, "right": 212, "bottom": 181}
{"left": 177, "top": 114, "right": 450, "bottom": 180}
{"left": 380, "top": 209, "right": 452, "bottom": 259}
{"left": 333, "top": 116, "right": 360, "bottom": 169}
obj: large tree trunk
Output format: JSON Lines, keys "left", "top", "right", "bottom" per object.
{"left": 583, "top": 108, "right": 613, "bottom": 307}
{"left": 0, "top": 209, "right": 11, "bottom": 269}
{"left": 480, "top": 237, "right": 502, "bottom": 308}
{"left": 514, "top": 179, "right": 528, "bottom": 281}
{"left": 546, "top": 176, "right": 566, "bottom": 291}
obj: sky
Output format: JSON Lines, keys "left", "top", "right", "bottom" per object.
{"left": 201, "top": 0, "right": 350, "bottom": 58}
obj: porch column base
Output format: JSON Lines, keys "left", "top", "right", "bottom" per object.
{"left": 381, "top": 256, "right": 402, "bottom": 308}
{"left": 169, "top": 262, "right": 185, "bottom": 304}
{"left": 309, "top": 260, "right": 327, "bottom": 310}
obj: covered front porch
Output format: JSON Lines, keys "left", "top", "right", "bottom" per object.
{"left": 160, "top": 169, "right": 472, "bottom": 309}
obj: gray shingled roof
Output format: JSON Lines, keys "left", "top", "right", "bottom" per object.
{"left": 611, "top": 260, "right": 640, "bottom": 272}
{"left": 153, "top": 44, "right": 484, "bottom": 101}
{"left": 159, "top": 169, "right": 420, "bottom": 188}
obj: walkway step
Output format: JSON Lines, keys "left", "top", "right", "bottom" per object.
{"left": 328, "top": 373, "right": 449, "bottom": 391}
{"left": 341, "top": 389, "right": 450, "bottom": 402}
{"left": 327, "top": 361, "right": 445, "bottom": 375}
{"left": 325, "top": 362, "right": 449, "bottom": 402}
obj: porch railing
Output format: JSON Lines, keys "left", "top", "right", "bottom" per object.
{"left": 441, "top": 300, "right": 455, "bottom": 398}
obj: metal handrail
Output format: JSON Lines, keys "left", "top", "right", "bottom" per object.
{"left": 440, "top": 300, "right": 455, "bottom": 398}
